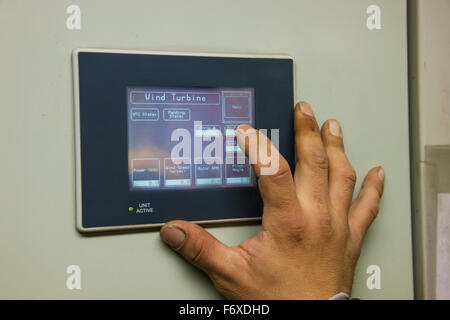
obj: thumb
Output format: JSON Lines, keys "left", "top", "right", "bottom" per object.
{"left": 160, "top": 220, "right": 235, "bottom": 277}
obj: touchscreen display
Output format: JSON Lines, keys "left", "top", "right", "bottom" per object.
{"left": 127, "top": 87, "right": 255, "bottom": 190}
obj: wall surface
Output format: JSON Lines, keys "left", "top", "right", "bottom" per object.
{"left": 408, "top": 0, "right": 450, "bottom": 300}
{"left": 0, "top": 0, "right": 413, "bottom": 299}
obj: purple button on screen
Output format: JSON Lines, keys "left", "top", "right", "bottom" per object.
{"left": 127, "top": 87, "right": 255, "bottom": 191}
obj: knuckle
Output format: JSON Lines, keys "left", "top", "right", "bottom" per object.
{"left": 341, "top": 166, "right": 357, "bottom": 187}
{"left": 269, "top": 195, "right": 295, "bottom": 212}
{"left": 285, "top": 220, "right": 308, "bottom": 242}
{"left": 368, "top": 203, "right": 380, "bottom": 220}
{"left": 311, "top": 206, "right": 350, "bottom": 242}
{"left": 334, "top": 219, "right": 350, "bottom": 241}
{"left": 318, "top": 213, "right": 333, "bottom": 234}
{"left": 308, "top": 149, "right": 329, "bottom": 171}
{"left": 309, "top": 208, "right": 333, "bottom": 237}
{"left": 189, "top": 239, "right": 206, "bottom": 266}
{"left": 270, "top": 161, "right": 292, "bottom": 182}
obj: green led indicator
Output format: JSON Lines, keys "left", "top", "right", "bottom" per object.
{"left": 128, "top": 206, "right": 134, "bottom": 212}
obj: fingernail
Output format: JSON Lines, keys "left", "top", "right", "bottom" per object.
{"left": 299, "top": 101, "right": 314, "bottom": 116}
{"left": 235, "top": 126, "right": 245, "bottom": 136}
{"left": 329, "top": 120, "right": 342, "bottom": 138}
{"left": 378, "top": 167, "right": 385, "bottom": 182}
{"left": 161, "top": 225, "right": 186, "bottom": 249}
{"left": 236, "top": 124, "right": 251, "bottom": 135}
{"left": 236, "top": 126, "right": 255, "bottom": 139}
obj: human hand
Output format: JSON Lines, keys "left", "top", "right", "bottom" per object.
{"left": 160, "top": 101, "right": 385, "bottom": 299}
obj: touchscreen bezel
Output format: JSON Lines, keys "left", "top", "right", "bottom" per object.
{"left": 73, "top": 48, "right": 294, "bottom": 233}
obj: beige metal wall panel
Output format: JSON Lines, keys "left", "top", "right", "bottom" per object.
{"left": 0, "top": 0, "right": 413, "bottom": 299}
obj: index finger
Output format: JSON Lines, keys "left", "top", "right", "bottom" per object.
{"left": 236, "top": 124, "right": 297, "bottom": 211}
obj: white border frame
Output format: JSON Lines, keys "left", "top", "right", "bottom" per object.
{"left": 73, "top": 48, "right": 294, "bottom": 233}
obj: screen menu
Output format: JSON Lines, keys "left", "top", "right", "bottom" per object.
{"left": 127, "top": 87, "right": 255, "bottom": 191}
